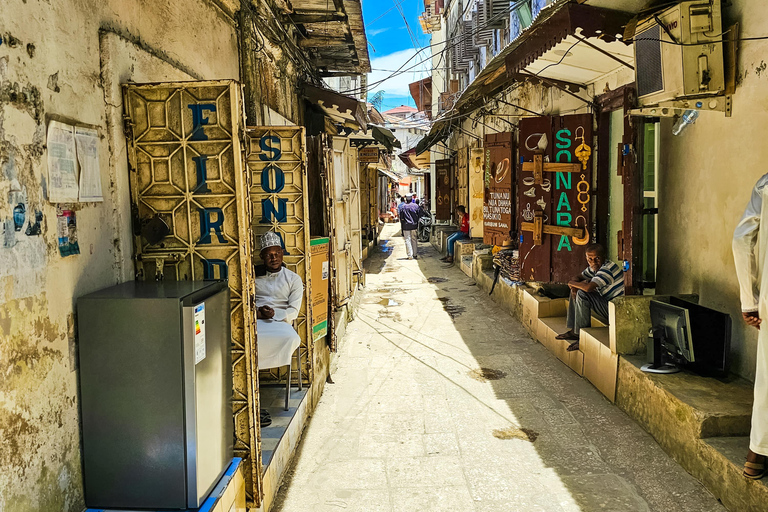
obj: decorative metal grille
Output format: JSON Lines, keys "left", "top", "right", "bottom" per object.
{"left": 123, "top": 81, "right": 262, "bottom": 506}
{"left": 247, "top": 127, "right": 312, "bottom": 385}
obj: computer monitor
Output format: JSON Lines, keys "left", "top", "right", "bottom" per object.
{"left": 649, "top": 300, "right": 695, "bottom": 366}
{"left": 670, "top": 297, "right": 731, "bottom": 377}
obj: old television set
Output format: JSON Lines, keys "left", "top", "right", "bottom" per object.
{"left": 645, "top": 298, "right": 731, "bottom": 377}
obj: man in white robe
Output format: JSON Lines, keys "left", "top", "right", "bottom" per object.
{"left": 733, "top": 173, "right": 768, "bottom": 479}
{"left": 255, "top": 231, "right": 303, "bottom": 370}
{"left": 254, "top": 232, "right": 303, "bottom": 426}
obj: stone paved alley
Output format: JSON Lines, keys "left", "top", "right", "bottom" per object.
{"left": 272, "top": 224, "right": 725, "bottom": 512}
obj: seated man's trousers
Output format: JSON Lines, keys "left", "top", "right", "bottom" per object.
{"left": 566, "top": 290, "right": 610, "bottom": 336}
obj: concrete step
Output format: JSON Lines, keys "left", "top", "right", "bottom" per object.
{"left": 460, "top": 255, "right": 473, "bottom": 277}
{"left": 697, "top": 437, "right": 768, "bottom": 512}
{"left": 619, "top": 355, "right": 753, "bottom": 439}
{"left": 521, "top": 289, "right": 568, "bottom": 335}
{"left": 537, "top": 317, "right": 584, "bottom": 376}
{"left": 617, "top": 356, "right": 757, "bottom": 512}
{"left": 581, "top": 327, "right": 618, "bottom": 403}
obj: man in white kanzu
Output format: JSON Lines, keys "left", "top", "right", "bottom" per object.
{"left": 733, "top": 174, "right": 768, "bottom": 480}
{"left": 254, "top": 231, "right": 304, "bottom": 426}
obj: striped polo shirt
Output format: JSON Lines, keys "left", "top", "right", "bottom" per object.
{"left": 583, "top": 261, "right": 625, "bottom": 301}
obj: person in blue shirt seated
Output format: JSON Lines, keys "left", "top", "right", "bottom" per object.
{"left": 556, "top": 243, "right": 624, "bottom": 351}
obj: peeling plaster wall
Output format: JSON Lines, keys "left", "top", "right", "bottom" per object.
{"left": 0, "top": 0, "right": 243, "bottom": 509}
{"left": 655, "top": 0, "right": 768, "bottom": 382}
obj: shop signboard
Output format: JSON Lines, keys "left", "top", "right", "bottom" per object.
{"left": 358, "top": 147, "right": 379, "bottom": 163}
{"left": 435, "top": 158, "right": 451, "bottom": 220}
{"left": 309, "top": 237, "right": 330, "bottom": 341}
{"left": 246, "top": 127, "right": 312, "bottom": 383}
{"left": 518, "top": 114, "right": 594, "bottom": 282}
{"left": 123, "top": 81, "right": 261, "bottom": 505}
{"left": 483, "top": 132, "right": 515, "bottom": 246}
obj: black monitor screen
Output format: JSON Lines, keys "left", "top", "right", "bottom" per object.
{"left": 650, "top": 300, "right": 694, "bottom": 363}
{"left": 670, "top": 297, "right": 731, "bottom": 377}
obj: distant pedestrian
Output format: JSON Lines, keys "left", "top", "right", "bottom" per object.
{"left": 441, "top": 205, "right": 469, "bottom": 264}
{"left": 397, "top": 196, "right": 405, "bottom": 218}
{"left": 400, "top": 196, "right": 421, "bottom": 259}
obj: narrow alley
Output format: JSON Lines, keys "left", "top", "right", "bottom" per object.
{"left": 272, "top": 224, "right": 724, "bottom": 512}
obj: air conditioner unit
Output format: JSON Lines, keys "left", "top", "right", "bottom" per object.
{"left": 634, "top": 0, "right": 725, "bottom": 107}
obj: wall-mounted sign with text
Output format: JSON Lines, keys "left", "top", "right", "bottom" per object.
{"left": 358, "top": 147, "right": 380, "bottom": 163}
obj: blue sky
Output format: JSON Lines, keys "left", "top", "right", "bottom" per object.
{"left": 361, "top": 0, "right": 432, "bottom": 112}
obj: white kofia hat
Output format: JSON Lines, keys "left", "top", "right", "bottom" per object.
{"left": 259, "top": 231, "right": 282, "bottom": 252}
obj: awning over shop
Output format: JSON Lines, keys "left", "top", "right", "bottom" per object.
{"left": 379, "top": 168, "right": 402, "bottom": 182}
{"left": 303, "top": 83, "right": 368, "bottom": 131}
{"left": 413, "top": 1, "right": 635, "bottom": 154}
{"left": 409, "top": 77, "right": 433, "bottom": 114}
{"left": 371, "top": 124, "right": 401, "bottom": 150}
{"left": 398, "top": 147, "right": 431, "bottom": 170}
{"left": 504, "top": 3, "right": 635, "bottom": 86}
{"left": 414, "top": 115, "right": 460, "bottom": 154}
{"left": 287, "top": 0, "right": 371, "bottom": 76}
{"left": 349, "top": 125, "right": 401, "bottom": 153}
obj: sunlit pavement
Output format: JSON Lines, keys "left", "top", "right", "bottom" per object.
{"left": 271, "top": 224, "right": 724, "bottom": 512}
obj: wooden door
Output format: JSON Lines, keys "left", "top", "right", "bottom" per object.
{"left": 435, "top": 159, "right": 451, "bottom": 220}
{"left": 483, "top": 132, "right": 515, "bottom": 246}
{"left": 518, "top": 114, "right": 594, "bottom": 283}
{"left": 469, "top": 148, "right": 485, "bottom": 238}
{"left": 331, "top": 137, "right": 352, "bottom": 304}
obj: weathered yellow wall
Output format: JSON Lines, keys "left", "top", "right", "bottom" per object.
{"left": 656, "top": 1, "right": 768, "bottom": 382}
{"left": 0, "top": 0, "right": 246, "bottom": 509}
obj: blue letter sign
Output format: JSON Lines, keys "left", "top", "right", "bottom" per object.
{"left": 199, "top": 207, "right": 226, "bottom": 244}
{"left": 188, "top": 104, "right": 217, "bottom": 141}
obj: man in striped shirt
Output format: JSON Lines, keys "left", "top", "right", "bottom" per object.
{"left": 557, "top": 243, "right": 624, "bottom": 351}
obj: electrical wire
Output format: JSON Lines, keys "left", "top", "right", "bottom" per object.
{"left": 365, "top": 5, "right": 398, "bottom": 27}
{"left": 342, "top": 0, "right": 530, "bottom": 95}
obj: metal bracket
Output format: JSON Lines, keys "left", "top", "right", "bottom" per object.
{"left": 629, "top": 95, "right": 733, "bottom": 118}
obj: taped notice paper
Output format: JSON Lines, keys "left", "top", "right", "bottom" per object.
{"left": 56, "top": 209, "right": 80, "bottom": 257}
{"left": 47, "top": 121, "right": 79, "bottom": 203}
{"left": 75, "top": 126, "right": 103, "bottom": 202}
{"left": 194, "top": 304, "right": 206, "bottom": 364}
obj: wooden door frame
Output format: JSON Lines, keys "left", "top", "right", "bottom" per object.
{"left": 595, "top": 84, "right": 643, "bottom": 294}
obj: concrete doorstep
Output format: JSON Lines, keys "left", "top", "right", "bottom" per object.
{"left": 617, "top": 356, "right": 766, "bottom": 512}
{"left": 470, "top": 267, "right": 767, "bottom": 512}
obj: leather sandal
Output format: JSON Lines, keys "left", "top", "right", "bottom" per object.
{"left": 260, "top": 409, "right": 272, "bottom": 427}
{"left": 744, "top": 461, "right": 766, "bottom": 480}
{"left": 566, "top": 342, "right": 580, "bottom": 352}
{"left": 556, "top": 331, "right": 578, "bottom": 341}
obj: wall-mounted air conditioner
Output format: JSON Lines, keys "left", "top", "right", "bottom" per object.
{"left": 634, "top": 0, "right": 725, "bottom": 108}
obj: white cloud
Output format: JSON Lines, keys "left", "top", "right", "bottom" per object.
{"left": 368, "top": 27, "right": 390, "bottom": 36}
{"left": 368, "top": 48, "right": 431, "bottom": 97}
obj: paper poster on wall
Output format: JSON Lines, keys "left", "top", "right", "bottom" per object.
{"left": 47, "top": 121, "right": 79, "bottom": 203}
{"left": 56, "top": 208, "right": 80, "bottom": 257}
{"left": 310, "top": 237, "right": 330, "bottom": 341}
{"left": 194, "top": 304, "right": 206, "bottom": 364}
{"left": 75, "top": 127, "right": 103, "bottom": 202}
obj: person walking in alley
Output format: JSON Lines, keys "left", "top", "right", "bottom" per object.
{"left": 400, "top": 196, "right": 421, "bottom": 260}
{"left": 556, "top": 243, "right": 624, "bottom": 350}
{"left": 733, "top": 174, "right": 768, "bottom": 479}
{"left": 441, "top": 205, "right": 469, "bottom": 264}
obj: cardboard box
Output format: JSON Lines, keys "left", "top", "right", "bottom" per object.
{"left": 309, "top": 238, "right": 330, "bottom": 341}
